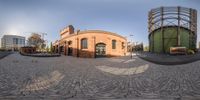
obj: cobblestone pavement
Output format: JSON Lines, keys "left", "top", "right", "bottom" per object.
{"left": 1, "top": 53, "right": 200, "bottom": 100}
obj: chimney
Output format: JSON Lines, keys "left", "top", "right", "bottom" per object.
{"left": 68, "top": 25, "right": 74, "bottom": 34}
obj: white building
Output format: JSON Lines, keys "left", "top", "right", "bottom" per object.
{"left": 1, "top": 35, "right": 25, "bottom": 51}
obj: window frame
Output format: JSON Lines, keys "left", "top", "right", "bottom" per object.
{"left": 81, "top": 38, "right": 88, "bottom": 49}
{"left": 13, "top": 38, "right": 18, "bottom": 45}
{"left": 112, "top": 40, "right": 116, "bottom": 49}
{"left": 68, "top": 41, "right": 72, "bottom": 45}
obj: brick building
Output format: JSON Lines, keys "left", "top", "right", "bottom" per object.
{"left": 53, "top": 25, "right": 127, "bottom": 58}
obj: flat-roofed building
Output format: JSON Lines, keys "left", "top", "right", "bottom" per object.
{"left": 1, "top": 35, "right": 25, "bottom": 51}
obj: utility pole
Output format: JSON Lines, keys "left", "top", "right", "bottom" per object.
{"left": 41, "top": 33, "right": 47, "bottom": 41}
{"left": 40, "top": 33, "right": 47, "bottom": 52}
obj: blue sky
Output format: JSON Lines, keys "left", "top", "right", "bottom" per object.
{"left": 0, "top": 0, "right": 199, "bottom": 47}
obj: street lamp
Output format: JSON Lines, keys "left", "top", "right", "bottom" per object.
{"left": 129, "top": 34, "right": 134, "bottom": 59}
{"left": 135, "top": 41, "right": 138, "bottom": 52}
{"left": 39, "top": 33, "right": 47, "bottom": 53}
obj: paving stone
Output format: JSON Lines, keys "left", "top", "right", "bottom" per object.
{"left": 1, "top": 53, "right": 200, "bottom": 99}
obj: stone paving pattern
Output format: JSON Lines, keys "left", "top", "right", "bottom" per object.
{"left": 137, "top": 51, "right": 200, "bottom": 65}
{"left": 1, "top": 53, "right": 200, "bottom": 99}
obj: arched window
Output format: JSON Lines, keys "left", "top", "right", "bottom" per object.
{"left": 112, "top": 40, "right": 116, "bottom": 49}
{"left": 81, "top": 38, "right": 88, "bottom": 49}
{"left": 122, "top": 42, "right": 125, "bottom": 49}
{"left": 68, "top": 41, "right": 72, "bottom": 45}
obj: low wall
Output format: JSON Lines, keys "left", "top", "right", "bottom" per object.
{"left": 20, "top": 52, "right": 61, "bottom": 57}
{"left": 0, "top": 51, "right": 12, "bottom": 59}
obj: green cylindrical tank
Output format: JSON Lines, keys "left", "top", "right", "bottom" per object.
{"left": 149, "top": 26, "right": 196, "bottom": 53}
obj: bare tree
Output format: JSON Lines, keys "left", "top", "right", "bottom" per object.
{"left": 27, "top": 33, "right": 45, "bottom": 51}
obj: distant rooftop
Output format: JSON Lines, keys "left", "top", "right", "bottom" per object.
{"left": 2, "top": 34, "right": 25, "bottom": 38}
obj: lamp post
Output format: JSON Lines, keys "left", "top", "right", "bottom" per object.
{"left": 129, "top": 34, "right": 134, "bottom": 59}
{"left": 45, "top": 40, "right": 48, "bottom": 53}
{"left": 135, "top": 41, "right": 139, "bottom": 54}
{"left": 41, "top": 33, "right": 47, "bottom": 52}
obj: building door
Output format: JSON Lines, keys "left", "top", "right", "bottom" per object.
{"left": 95, "top": 43, "right": 106, "bottom": 57}
{"left": 60, "top": 46, "right": 64, "bottom": 54}
{"left": 68, "top": 47, "right": 73, "bottom": 56}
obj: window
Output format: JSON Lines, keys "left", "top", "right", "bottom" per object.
{"left": 13, "top": 38, "right": 18, "bottom": 45}
{"left": 68, "top": 41, "right": 72, "bottom": 45}
{"left": 122, "top": 42, "right": 125, "bottom": 49}
{"left": 21, "top": 39, "right": 25, "bottom": 45}
{"left": 81, "top": 38, "right": 88, "bottom": 49}
{"left": 112, "top": 40, "right": 116, "bottom": 49}
{"left": 23, "top": 39, "right": 25, "bottom": 45}
{"left": 19, "top": 39, "right": 21, "bottom": 44}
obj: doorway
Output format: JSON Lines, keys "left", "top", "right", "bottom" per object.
{"left": 68, "top": 48, "right": 73, "bottom": 56}
{"left": 95, "top": 43, "right": 106, "bottom": 57}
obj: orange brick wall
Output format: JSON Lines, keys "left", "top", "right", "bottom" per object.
{"left": 53, "top": 25, "right": 127, "bottom": 58}
{"left": 57, "top": 31, "right": 127, "bottom": 58}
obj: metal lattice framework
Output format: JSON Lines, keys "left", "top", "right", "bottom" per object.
{"left": 149, "top": 6, "right": 197, "bottom": 33}
{"left": 148, "top": 6, "right": 197, "bottom": 52}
